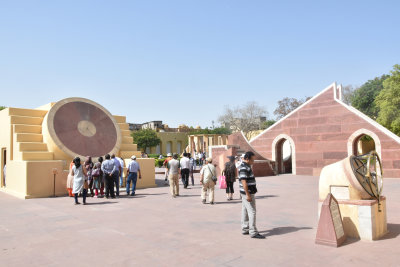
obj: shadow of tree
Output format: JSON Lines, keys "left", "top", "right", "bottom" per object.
{"left": 259, "top": 226, "right": 312, "bottom": 237}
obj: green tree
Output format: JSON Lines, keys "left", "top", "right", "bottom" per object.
{"left": 131, "top": 129, "right": 161, "bottom": 151}
{"left": 261, "top": 120, "right": 276, "bottom": 130}
{"left": 189, "top": 127, "right": 231, "bottom": 135}
{"left": 351, "top": 75, "right": 389, "bottom": 119}
{"left": 0, "top": 106, "right": 6, "bottom": 111}
{"left": 375, "top": 65, "right": 400, "bottom": 135}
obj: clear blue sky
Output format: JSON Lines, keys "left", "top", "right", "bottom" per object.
{"left": 1, "top": 0, "right": 399, "bottom": 128}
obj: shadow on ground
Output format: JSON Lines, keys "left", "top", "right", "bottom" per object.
{"left": 84, "top": 201, "right": 118, "bottom": 205}
{"left": 260, "top": 226, "right": 312, "bottom": 237}
{"left": 380, "top": 223, "right": 400, "bottom": 240}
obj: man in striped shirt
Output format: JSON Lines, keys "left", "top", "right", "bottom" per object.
{"left": 238, "top": 151, "right": 265, "bottom": 239}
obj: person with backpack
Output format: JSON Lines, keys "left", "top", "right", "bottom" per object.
{"left": 222, "top": 156, "right": 237, "bottom": 201}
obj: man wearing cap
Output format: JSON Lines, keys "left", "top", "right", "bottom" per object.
{"left": 126, "top": 155, "right": 141, "bottom": 196}
{"left": 163, "top": 153, "right": 173, "bottom": 185}
{"left": 200, "top": 157, "right": 217, "bottom": 205}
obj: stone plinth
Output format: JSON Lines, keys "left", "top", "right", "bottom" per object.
{"left": 318, "top": 197, "right": 388, "bottom": 241}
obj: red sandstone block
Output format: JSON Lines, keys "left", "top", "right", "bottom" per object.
{"left": 326, "top": 114, "right": 365, "bottom": 124}
{"left": 296, "top": 167, "right": 314, "bottom": 175}
{"left": 381, "top": 141, "right": 400, "bottom": 150}
{"left": 317, "top": 159, "right": 339, "bottom": 168}
{"left": 296, "top": 160, "right": 318, "bottom": 167}
{"left": 309, "top": 101, "right": 337, "bottom": 108}
{"left": 299, "top": 108, "right": 320, "bottom": 117}
{"left": 340, "top": 123, "right": 373, "bottom": 133}
{"left": 296, "top": 141, "right": 347, "bottom": 152}
{"left": 383, "top": 169, "right": 400, "bottom": 178}
{"left": 282, "top": 120, "right": 298, "bottom": 128}
{"left": 296, "top": 135, "right": 321, "bottom": 142}
{"left": 323, "top": 151, "right": 348, "bottom": 160}
{"left": 298, "top": 117, "right": 327, "bottom": 127}
{"left": 318, "top": 105, "right": 348, "bottom": 116}
{"left": 393, "top": 160, "right": 400, "bottom": 169}
{"left": 290, "top": 127, "right": 307, "bottom": 135}
{"left": 313, "top": 168, "right": 323, "bottom": 177}
{"left": 382, "top": 150, "right": 400, "bottom": 159}
{"left": 320, "top": 133, "right": 350, "bottom": 141}
{"left": 296, "top": 152, "right": 324, "bottom": 161}
{"left": 307, "top": 125, "right": 341, "bottom": 134}
{"left": 382, "top": 161, "right": 393, "bottom": 169}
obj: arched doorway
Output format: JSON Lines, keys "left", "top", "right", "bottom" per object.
{"left": 166, "top": 142, "right": 172, "bottom": 154}
{"left": 177, "top": 141, "right": 182, "bottom": 155}
{"left": 272, "top": 134, "right": 296, "bottom": 175}
{"left": 347, "top": 129, "right": 381, "bottom": 158}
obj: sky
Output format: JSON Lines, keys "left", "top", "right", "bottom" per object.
{"left": 1, "top": 0, "right": 399, "bottom": 128}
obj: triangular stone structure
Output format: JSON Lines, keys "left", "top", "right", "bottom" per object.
{"left": 250, "top": 82, "right": 400, "bottom": 178}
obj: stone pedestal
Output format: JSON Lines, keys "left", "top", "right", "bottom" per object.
{"left": 318, "top": 197, "right": 388, "bottom": 241}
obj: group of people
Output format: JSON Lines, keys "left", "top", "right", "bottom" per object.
{"left": 163, "top": 152, "right": 196, "bottom": 187}
{"left": 67, "top": 153, "right": 141, "bottom": 205}
{"left": 165, "top": 150, "right": 264, "bottom": 239}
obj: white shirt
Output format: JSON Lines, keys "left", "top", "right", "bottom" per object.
{"left": 128, "top": 160, "right": 140, "bottom": 173}
{"left": 117, "top": 157, "right": 124, "bottom": 168}
{"left": 180, "top": 157, "right": 190, "bottom": 169}
{"left": 200, "top": 163, "right": 216, "bottom": 183}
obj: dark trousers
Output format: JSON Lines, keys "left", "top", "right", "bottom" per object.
{"left": 113, "top": 171, "right": 120, "bottom": 196}
{"left": 190, "top": 168, "right": 194, "bottom": 186}
{"left": 74, "top": 189, "right": 87, "bottom": 204}
{"left": 105, "top": 174, "right": 115, "bottom": 198}
{"left": 181, "top": 168, "right": 190, "bottom": 187}
{"left": 226, "top": 181, "right": 234, "bottom": 194}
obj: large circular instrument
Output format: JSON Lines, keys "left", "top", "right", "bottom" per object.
{"left": 44, "top": 97, "right": 122, "bottom": 159}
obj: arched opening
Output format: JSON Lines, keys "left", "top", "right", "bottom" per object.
{"left": 272, "top": 134, "right": 296, "bottom": 175}
{"left": 353, "top": 134, "right": 376, "bottom": 156}
{"left": 347, "top": 129, "right": 381, "bottom": 159}
{"left": 275, "top": 139, "right": 292, "bottom": 174}
{"left": 177, "top": 141, "right": 182, "bottom": 154}
{"left": 156, "top": 142, "right": 161, "bottom": 155}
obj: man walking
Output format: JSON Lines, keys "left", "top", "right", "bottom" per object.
{"left": 189, "top": 153, "right": 195, "bottom": 186}
{"left": 168, "top": 154, "right": 180, "bottom": 198}
{"left": 180, "top": 152, "right": 190, "bottom": 188}
{"left": 101, "top": 154, "right": 117, "bottom": 199}
{"left": 126, "top": 155, "right": 141, "bottom": 196}
{"left": 163, "top": 153, "right": 172, "bottom": 185}
{"left": 111, "top": 154, "right": 122, "bottom": 197}
{"left": 117, "top": 156, "right": 124, "bottom": 187}
{"left": 200, "top": 157, "right": 216, "bottom": 205}
{"left": 238, "top": 151, "right": 265, "bottom": 239}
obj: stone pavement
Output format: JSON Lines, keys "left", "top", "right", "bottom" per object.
{"left": 0, "top": 174, "right": 399, "bottom": 267}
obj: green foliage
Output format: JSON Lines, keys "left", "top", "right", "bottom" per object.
{"left": 0, "top": 106, "right": 6, "bottom": 111}
{"left": 375, "top": 65, "right": 400, "bottom": 135}
{"left": 189, "top": 127, "right": 231, "bottom": 135}
{"left": 155, "top": 158, "right": 165, "bottom": 167}
{"left": 261, "top": 120, "right": 276, "bottom": 130}
{"left": 351, "top": 75, "right": 389, "bottom": 119}
{"left": 131, "top": 129, "right": 161, "bottom": 151}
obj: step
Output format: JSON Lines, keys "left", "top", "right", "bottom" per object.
{"left": 16, "top": 133, "right": 43, "bottom": 142}
{"left": 14, "top": 124, "right": 42, "bottom": 134}
{"left": 119, "top": 151, "right": 141, "bottom": 159}
{"left": 22, "top": 151, "right": 53, "bottom": 161}
{"left": 118, "top": 123, "right": 129, "bottom": 130}
{"left": 113, "top": 115, "right": 126, "bottom": 123}
{"left": 120, "top": 143, "right": 137, "bottom": 151}
{"left": 19, "top": 142, "right": 48, "bottom": 152}
{"left": 10, "top": 115, "right": 43, "bottom": 125}
{"left": 8, "top": 107, "right": 47, "bottom": 117}
{"left": 122, "top": 136, "right": 133, "bottom": 143}
{"left": 121, "top": 130, "right": 131, "bottom": 137}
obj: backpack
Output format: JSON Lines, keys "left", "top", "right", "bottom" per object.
{"left": 224, "top": 162, "right": 236, "bottom": 179}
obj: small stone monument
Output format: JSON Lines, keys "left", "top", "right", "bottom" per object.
{"left": 316, "top": 193, "right": 346, "bottom": 247}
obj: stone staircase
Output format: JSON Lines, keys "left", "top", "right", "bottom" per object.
{"left": 113, "top": 115, "right": 141, "bottom": 159}
{"left": 9, "top": 108, "right": 53, "bottom": 161}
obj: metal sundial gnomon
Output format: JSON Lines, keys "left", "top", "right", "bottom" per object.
{"left": 350, "top": 151, "right": 383, "bottom": 210}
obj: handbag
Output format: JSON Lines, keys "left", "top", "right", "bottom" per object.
{"left": 219, "top": 175, "right": 227, "bottom": 189}
{"left": 92, "top": 168, "right": 100, "bottom": 177}
{"left": 207, "top": 165, "right": 218, "bottom": 182}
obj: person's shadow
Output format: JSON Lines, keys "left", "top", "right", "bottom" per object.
{"left": 259, "top": 226, "right": 312, "bottom": 237}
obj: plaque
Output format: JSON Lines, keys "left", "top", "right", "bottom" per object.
{"left": 330, "top": 186, "right": 350, "bottom": 200}
{"left": 316, "top": 193, "right": 346, "bottom": 247}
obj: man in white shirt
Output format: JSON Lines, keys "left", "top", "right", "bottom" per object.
{"left": 117, "top": 157, "right": 124, "bottom": 187}
{"left": 200, "top": 158, "right": 217, "bottom": 205}
{"left": 111, "top": 154, "right": 122, "bottom": 197}
{"left": 126, "top": 155, "right": 141, "bottom": 196}
{"left": 180, "top": 152, "right": 190, "bottom": 188}
{"left": 168, "top": 154, "right": 181, "bottom": 198}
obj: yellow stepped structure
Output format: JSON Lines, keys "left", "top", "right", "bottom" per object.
{"left": 114, "top": 115, "right": 141, "bottom": 159}
{"left": 10, "top": 108, "right": 54, "bottom": 161}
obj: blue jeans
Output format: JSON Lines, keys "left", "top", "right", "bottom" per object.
{"left": 119, "top": 173, "right": 123, "bottom": 187}
{"left": 126, "top": 172, "right": 138, "bottom": 195}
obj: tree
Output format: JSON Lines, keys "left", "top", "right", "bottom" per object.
{"left": 375, "top": 65, "right": 400, "bottom": 135}
{"left": 189, "top": 127, "right": 231, "bottom": 135}
{"left": 261, "top": 120, "right": 276, "bottom": 130}
{"left": 351, "top": 75, "right": 389, "bottom": 119}
{"left": 341, "top": 85, "right": 357, "bottom": 105}
{"left": 273, "top": 97, "right": 310, "bottom": 120}
{"left": 131, "top": 129, "right": 161, "bottom": 151}
{"left": 218, "top": 101, "right": 268, "bottom": 139}
{"left": 0, "top": 106, "right": 5, "bottom": 111}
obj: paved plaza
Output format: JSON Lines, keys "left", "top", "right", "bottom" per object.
{"left": 1, "top": 174, "right": 399, "bottom": 267}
